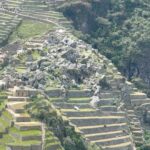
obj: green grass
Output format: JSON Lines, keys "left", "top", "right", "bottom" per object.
{"left": 0, "top": 145, "right": 5, "bottom": 150}
{"left": 0, "top": 134, "right": 14, "bottom": 144}
{"left": 7, "top": 140, "right": 41, "bottom": 146}
{"left": 61, "top": 108, "right": 95, "bottom": 112}
{"left": 50, "top": 98, "right": 64, "bottom": 102}
{"left": 32, "top": 51, "right": 41, "bottom": 60}
{"left": 15, "top": 66, "right": 26, "bottom": 73}
{"left": 0, "top": 101, "right": 6, "bottom": 111}
{"left": 3, "top": 111, "right": 13, "bottom": 120}
{"left": 9, "top": 19, "right": 55, "bottom": 42}
{"left": 10, "top": 127, "right": 41, "bottom": 137}
{"left": 0, "top": 116, "right": 11, "bottom": 129}
{"left": 0, "top": 134, "right": 14, "bottom": 150}
{"left": 69, "top": 97, "right": 91, "bottom": 101}
{"left": 0, "top": 125, "right": 5, "bottom": 133}
{"left": 0, "top": 129, "right": 41, "bottom": 147}
{"left": 0, "top": 133, "right": 41, "bottom": 147}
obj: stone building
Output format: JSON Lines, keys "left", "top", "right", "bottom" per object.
{"left": 12, "top": 86, "right": 37, "bottom": 97}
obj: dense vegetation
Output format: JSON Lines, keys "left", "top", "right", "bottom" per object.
{"left": 59, "top": 0, "right": 150, "bottom": 95}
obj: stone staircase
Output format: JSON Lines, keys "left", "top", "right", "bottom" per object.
{"left": 130, "top": 92, "right": 150, "bottom": 107}
{"left": 127, "top": 109, "right": 144, "bottom": 146}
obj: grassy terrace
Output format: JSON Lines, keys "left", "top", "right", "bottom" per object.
{"left": 0, "top": 111, "right": 42, "bottom": 148}
{"left": 32, "top": 51, "right": 41, "bottom": 60}
{"left": 61, "top": 108, "right": 95, "bottom": 112}
{"left": 10, "top": 127, "right": 41, "bottom": 137}
{"left": 44, "top": 130, "right": 64, "bottom": 150}
{"left": 0, "top": 134, "right": 14, "bottom": 149}
{"left": 0, "top": 130, "right": 41, "bottom": 149}
{"left": 0, "top": 88, "right": 42, "bottom": 149}
{"left": 15, "top": 66, "right": 26, "bottom": 73}
{"left": 0, "top": 109, "right": 14, "bottom": 149}
{"left": 0, "top": 100, "right": 7, "bottom": 111}
{"left": 68, "top": 97, "right": 91, "bottom": 103}
{"left": 0, "top": 12, "right": 21, "bottom": 46}
{"left": 7, "top": 140, "right": 41, "bottom": 146}
{"left": 9, "top": 19, "right": 55, "bottom": 42}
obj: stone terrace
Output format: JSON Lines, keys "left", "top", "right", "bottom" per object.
{"left": 0, "top": 86, "right": 64, "bottom": 150}
{"left": 1, "top": 0, "right": 72, "bottom": 29}
{"left": 47, "top": 88, "right": 136, "bottom": 150}
{"left": 0, "top": 11, "right": 21, "bottom": 46}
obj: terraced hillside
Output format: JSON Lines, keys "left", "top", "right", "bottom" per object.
{"left": 0, "top": 0, "right": 72, "bottom": 48}
{"left": 0, "top": 0, "right": 150, "bottom": 150}
{"left": 52, "top": 89, "right": 134, "bottom": 150}
{"left": 1, "top": 0, "right": 72, "bottom": 28}
{"left": 0, "top": 11, "right": 21, "bottom": 45}
{"left": 0, "top": 86, "right": 64, "bottom": 150}
{"left": 2, "top": 27, "right": 150, "bottom": 149}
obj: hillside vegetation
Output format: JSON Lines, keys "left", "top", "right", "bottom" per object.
{"left": 59, "top": 0, "right": 150, "bottom": 95}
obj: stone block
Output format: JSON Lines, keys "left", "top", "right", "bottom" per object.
{"left": 68, "top": 90, "right": 92, "bottom": 98}
{"left": 45, "top": 89, "right": 62, "bottom": 97}
{"left": 31, "top": 144, "right": 42, "bottom": 150}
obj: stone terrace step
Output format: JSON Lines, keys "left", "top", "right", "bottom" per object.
{"left": 127, "top": 110, "right": 134, "bottom": 114}
{"left": 79, "top": 123, "right": 129, "bottom": 134}
{"left": 68, "top": 97, "right": 91, "bottom": 103}
{"left": 7, "top": 102, "right": 28, "bottom": 113}
{"left": 46, "top": 143, "right": 63, "bottom": 150}
{"left": 69, "top": 116, "right": 126, "bottom": 126}
{"left": 55, "top": 102, "right": 117, "bottom": 112}
{"left": 141, "top": 103, "right": 150, "bottom": 109}
{"left": 7, "top": 109, "right": 31, "bottom": 122}
{"left": 131, "top": 126, "right": 142, "bottom": 132}
{"left": 102, "top": 142, "right": 133, "bottom": 150}
{"left": 54, "top": 102, "right": 92, "bottom": 109}
{"left": 62, "top": 110, "right": 125, "bottom": 117}
{"left": 132, "top": 131, "right": 143, "bottom": 136}
{"left": 21, "top": 135, "right": 42, "bottom": 141}
{"left": 92, "top": 135, "right": 131, "bottom": 146}
{"left": 15, "top": 122, "right": 41, "bottom": 131}
{"left": 100, "top": 106, "right": 117, "bottom": 112}
{"left": 8, "top": 96, "right": 29, "bottom": 102}
{"left": 100, "top": 92, "right": 117, "bottom": 99}
{"left": 131, "top": 99, "right": 150, "bottom": 106}
{"left": 45, "top": 88, "right": 62, "bottom": 97}
{"left": 85, "top": 130, "right": 126, "bottom": 141}
{"left": 99, "top": 98, "right": 117, "bottom": 105}
{"left": 130, "top": 92, "right": 147, "bottom": 99}
{"left": 67, "top": 89, "right": 92, "bottom": 98}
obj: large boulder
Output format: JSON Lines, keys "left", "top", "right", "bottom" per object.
{"left": 62, "top": 49, "right": 79, "bottom": 63}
